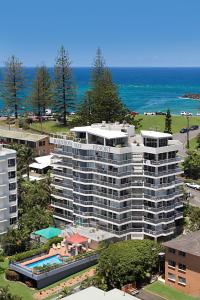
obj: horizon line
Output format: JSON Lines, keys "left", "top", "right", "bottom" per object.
{"left": 1, "top": 65, "right": 200, "bottom": 68}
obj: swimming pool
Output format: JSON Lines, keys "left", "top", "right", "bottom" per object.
{"left": 26, "top": 255, "right": 63, "bottom": 269}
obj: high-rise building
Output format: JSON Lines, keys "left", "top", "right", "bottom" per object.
{"left": 0, "top": 145, "right": 17, "bottom": 236}
{"left": 50, "top": 122, "right": 183, "bottom": 241}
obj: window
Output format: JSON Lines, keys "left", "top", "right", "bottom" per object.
{"left": 179, "top": 251, "right": 186, "bottom": 257}
{"left": 10, "top": 217, "right": 17, "bottom": 225}
{"left": 8, "top": 171, "right": 16, "bottom": 179}
{"left": 9, "top": 194, "right": 17, "bottom": 202}
{"left": 178, "top": 263, "right": 186, "bottom": 271}
{"left": 168, "top": 248, "right": 176, "bottom": 254}
{"left": 178, "top": 276, "right": 186, "bottom": 285}
{"left": 9, "top": 183, "right": 16, "bottom": 191}
{"left": 168, "top": 273, "right": 176, "bottom": 282}
{"left": 168, "top": 260, "right": 176, "bottom": 268}
{"left": 10, "top": 206, "right": 17, "bottom": 213}
{"left": 8, "top": 159, "right": 15, "bottom": 167}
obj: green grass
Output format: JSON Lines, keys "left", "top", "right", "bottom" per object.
{"left": 29, "top": 121, "right": 70, "bottom": 134}
{"left": 0, "top": 259, "right": 34, "bottom": 300}
{"left": 145, "top": 281, "right": 200, "bottom": 300}
{"left": 135, "top": 115, "right": 200, "bottom": 134}
{"left": 189, "top": 137, "right": 198, "bottom": 150}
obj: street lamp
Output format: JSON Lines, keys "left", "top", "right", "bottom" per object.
{"left": 186, "top": 115, "right": 190, "bottom": 149}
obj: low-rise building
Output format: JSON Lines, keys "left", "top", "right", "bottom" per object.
{"left": 0, "top": 128, "right": 54, "bottom": 156}
{"left": 0, "top": 145, "right": 17, "bottom": 236}
{"left": 163, "top": 231, "right": 200, "bottom": 297}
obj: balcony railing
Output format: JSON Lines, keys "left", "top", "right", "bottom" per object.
{"left": 144, "top": 215, "right": 175, "bottom": 224}
{"left": 144, "top": 157, "right": 182, "bottom": 165}
{"left": 144, "top": 168, "right": 182, "bottom": 177}
{"left": 53, "top": 212, "right": 73, "bottom": 221}
{"left": 51, "top": 201, "right": 73, "bottom": 211}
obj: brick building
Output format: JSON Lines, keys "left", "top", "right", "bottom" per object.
{"left": 0, "top": 129, "right": 54, "bottom": 156}
{"left": 163, "top": 231, "right": 200, "bottom": 297}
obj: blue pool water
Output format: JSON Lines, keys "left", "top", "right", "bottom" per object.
{"left": 26, "top": 255, "right": 63, "bottom": 269}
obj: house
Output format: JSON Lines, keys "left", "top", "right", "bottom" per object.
{"left": 0, "top": 128, "right": 54, "bottom": 156}
{"left": 163, "top": 230, "right": 200, "bottom": 297}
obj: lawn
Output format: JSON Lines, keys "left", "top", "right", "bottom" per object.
{"left": 29, "top": 121, "right": 70, "bottom": 134}
{"left": 145, "top": 281, "right": 200, "bottom": 300}
{"left": 135, "top": 115, "right": 200, "bottom": 134}
{"left": 0, "top": 259, "right": 34, "bottom": 300}
{"left": 189, "top": 137, "right": 198, "bottom": 150}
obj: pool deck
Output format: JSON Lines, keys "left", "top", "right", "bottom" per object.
{"left": 21, "top": 246, "right": 70, "bottom": 267}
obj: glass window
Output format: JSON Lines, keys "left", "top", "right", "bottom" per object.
{"left": 178, "top": 276, "right": 186, "bottom": 285}
{"left": 8, "top": 171, "right": 16, "bottom": 179}
{"left": 8, "top": 159, "right": 15, "bottom": 167}
{"left": 179, "top": 251, "right": 186, "bottom": 257}
{"left": 168, "top": 260, "right": 176, "bottom": 268}
{"left": 169, "top": 248, "right": 176, "bottom": 254}
{"left": 9, "top": 194, "right": 17, "bottom": 202}
{"left": 178, "top": 263, "right": 186, "bottom": 271}
{"left": 168, "top": 273, "right": 176, "bottom": 282}
{"left": 10, "top": 217, "right": 17, "bottom": 225}
{"left": 9, "top": 183, "right": 16, "bottom": 190}
{"left": 10, "top": 206, "right": 17, "bottom": 213}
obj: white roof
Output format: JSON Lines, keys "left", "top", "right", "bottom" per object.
{"left": 29, "top": 154, "right": 53, "bottom": 170}
{"left": 62, "top": 287, "right": 138, "bottom": 300}
{"left": 141, "top": 130, "right": 172, "bottom": 139}
{"left": 71, "top": 126, "right": 127, "bottom": 139}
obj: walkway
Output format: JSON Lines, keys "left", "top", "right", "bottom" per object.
{"left": 174, "top": 128, "right": 200, "bottom": 157}
{"left": 34, "top": 268, "right": 96, "bottom": 300}
{"left": 137, "top": 289, "right": 165, "bottom": 300}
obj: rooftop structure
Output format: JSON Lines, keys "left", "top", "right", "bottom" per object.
{"left": 62, "top": 286, "right": 138, "bottom": 300}
{"left": 32, "top": 227, "right": 61, "bottom": 240}
{"left": 50, "top": 122, "right": 184, "bottom": 241}
{"left": 0, "top": 145, "right": 17, "bottom": 235}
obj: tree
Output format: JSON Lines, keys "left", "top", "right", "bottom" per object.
{"left": 164, "top": 109, "right": 172, "bottom": 134}
{"left": 54, "top": 46, "right": 76, "bottom": 126}
{"left": 184, "top": 205, "right": 200, "bottom": 232}
{"left": 97, "top": 240, "right": 162, "bottom": 289}
{"left": 1, "top": 55, "right": 24, "bottom": 119}
{"left": 183, "top": 150, "right": 200, "bottom": 179}
{"left": 0, "top": 286, "right": 22, "bottom": 300}
{"left": 31, "top": 65, "right": 52, "bottom": 117}
{"left": 78, "top": 48, "right": 127, "bottom": 124}
{"left": 125, "top": 112, "right": 143, "bottom": 130}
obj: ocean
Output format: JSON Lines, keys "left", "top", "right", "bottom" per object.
{"left": 0, "top": 67, "right": 200, "bottom": 115}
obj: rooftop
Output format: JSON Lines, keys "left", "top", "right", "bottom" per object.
{"left": 65, "top": 233, "right": 88, "bottom": 245}
{"left": 72, "top": 226, "right": 115, "bottom": 242}
{"left": 62, "top": 286, "right": 138, "bottom": 300}
{"left": 0, "top": 128, "right": 48, "bottom": 142}
{"left": 33, "top": 227, "right": 61, "bottom": 239}
{"left": 29, "top": 154, "right": 53, "bottom": 170}
{"left": 163, "top": 230, "right": 200, "bottom": 257}
{"left": 141, "top": 130, "right": 172, "bottom": 139}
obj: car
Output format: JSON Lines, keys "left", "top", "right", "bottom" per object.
{"left": 144, "top": 112, "right": 156, "bottom": 115}
{"left": 189, "top": 125, "right": 199, "bottom": 130}
{"left": 180, "top": 128, "right": 189, "bottom": 133}
{"left": 185, "top": 182, "right": 200, "bottom": 190}
{"left": 155, "top": 111, "right": 166, "bottom": 115}
{"left": 180, "top": 111, "right": 193, "bottom": 116}
{"left": 197, "top": 113, "right": 200, "bottom": 117}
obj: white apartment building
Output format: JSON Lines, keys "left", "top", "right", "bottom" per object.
{"left": 0, "top": 145, "right": 17, "bottom": 236}
{"left": 50, "top": 122, "right": 184, "bottom": 241}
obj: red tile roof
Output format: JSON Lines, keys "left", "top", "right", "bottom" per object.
{"left": 66, "top": 233, "right": 88, "bottom": 244}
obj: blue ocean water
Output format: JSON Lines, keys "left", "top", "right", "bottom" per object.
{"left": 0, "top": 67, "right": 200, "bottom": 115}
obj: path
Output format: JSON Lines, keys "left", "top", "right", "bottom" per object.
{"left": 174, "top": 128, "right": 200, "bottom": 157}
{"left": 34, "top": 268, "right": 96, "bottom": 300}
{"left": 186, "top": 187, "right": 200, "bottom": 208}
{"left": 136, "top": 289, "right": 165, "bottom": 300}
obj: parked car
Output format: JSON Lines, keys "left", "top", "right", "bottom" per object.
{"left": 189, "top": 125, "right": 199, "bottom": 130}
{"left": 197, "top": 113, "right": 200, "bottom": 117}
{"left": 180, "top": 128, "right": 189, "bottom": 133}
{"left": 180, "top": 111, "right": 193, "bottom": 116}
{"left": 144, "top": 112, "right": 156, "bottom": 115}
{"left": 185, "top": 182, "right": 200, "bottom": 190}
{"left": 155, "top": 111, "right": 166, "bottom": 115}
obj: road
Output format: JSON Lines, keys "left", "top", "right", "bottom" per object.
{"left": 173, "top": 128, "right": 200, "bottom": 157}
{"left": 186, "top": 187, "right": 200, "bottom": 208}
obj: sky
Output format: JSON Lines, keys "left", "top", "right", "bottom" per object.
{"left": 1, "top": 0, "right": 200, "bottom": 67}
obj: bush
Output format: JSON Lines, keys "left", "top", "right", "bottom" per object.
{"left": 5, "top": 269, "right": 20, "bottom": 281}
{"left": 24, "top": 280, "right": 34, "bottom": 288}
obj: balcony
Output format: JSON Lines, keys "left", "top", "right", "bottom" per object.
{"left": 51, "top": 201, "right": 73, "bottom": 211}
{"left": 53, "top": 148, "right": 72, "bottom": 156}
{"left": 144, "top": 191, "right": 183, "bottom": 201}
{"left": 144, "top": 227, "right": 174, "bottom": 236}
{"left": 52, "top": 170, "right": 72, "bottom": 178}
{"left": 144, "top": 179, "right": 183, "bottom": 189}
{"left": 144, "top": 157, "right": 182, "bottom": 165}
{"left": 52, "top": 192, "right": 73, "bottom": 200}
{"left": 144, "top": 168, "right": 182, "bottom": 177}
{"left": 53, "top": 212, "right": 73, "bottom": 221}
{"left": 144, "top": 215, "right": 175, "bottom": 224}
{"left": 73, "top": 154, "right": 133, "bottom": 165}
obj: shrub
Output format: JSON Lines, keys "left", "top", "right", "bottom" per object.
{"left": 24, "top": 280, "right": 34, "bottom": 288}
{"left": 5, "top": 269, "right": 19, "bottom": 281}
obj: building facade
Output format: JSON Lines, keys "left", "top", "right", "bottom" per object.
{"left": 0, "top": 145, "right": 18, "bottom": 236}
{"left": 50, "top": 122, "right": 183, "bottom": 240}
{"left": 0, "top": 129, "right": 54, "bottom": 156}
{"left": 163, "top": 231, "right": 200, "bottom": 297}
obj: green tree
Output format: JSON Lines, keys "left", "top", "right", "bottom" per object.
{"left": 125, "top": 112, "right": 143, "bottom": 130}
{"left": 184, "top": 205, "right": 200, "bottom": 232}
{"left": 1, "top": 55, "right": 24, "bottom": 119}
{"left": 0, "top": 286, "right": 22, "bottom": 300}
{"left": 54, "top": 46, "right": 76, "bottom": 126}
{"left": 183, "top": 150, "right": 200, "bottom": 179}
{"left": 78, "top": 48, "right": 127, "bottom": 124}
{"left": 31, "top": 65, "right": 52, "bottom": 117}
{"left": 97, "top": 240, "right": 162, "bottom": 289}
{"left": 164, "top": 109, "right": 172, "bottom": 134}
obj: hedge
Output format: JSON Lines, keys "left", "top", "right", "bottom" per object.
{"left": 10, "top": 237, "right": 63, "bottom": 262}
{"left": 5, "top": 269, "right": 19, "bottom": 281}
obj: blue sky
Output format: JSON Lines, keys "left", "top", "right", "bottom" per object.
{"left": 1, "top": 0, "right": 200, "bottom": 67}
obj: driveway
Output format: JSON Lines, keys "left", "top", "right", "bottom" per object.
{"left": 186, "top": 187, "right": 200, "bottom": 208}
{"left": 173, "top": 128, "right": 200, "bottom": 157}
{"left": 136, "top": 289, "right": 164, "bottom": 300}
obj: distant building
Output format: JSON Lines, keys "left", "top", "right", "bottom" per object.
{"left": 163, "top": 231, "right": 200, "bottom": 297}
{"left": 0, "top": 145, "right": 17, "bottom": 236}
{"left": 0, "top": 128, "right": 54, "bottom": 156}
{"left": 62, "top": 286, "right": 138, "bottom": 300}
{"left": 28, "top": 154, "right": 52, "bottom": 181}
{"left": 50, "top": 122, "right": 184, "bottom": 241}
